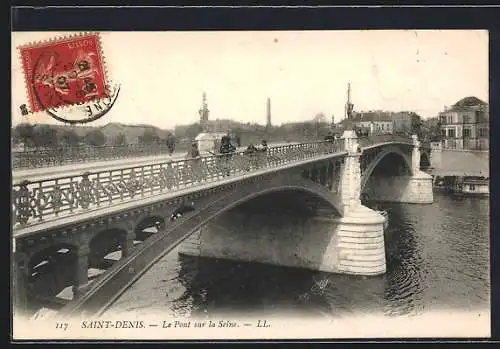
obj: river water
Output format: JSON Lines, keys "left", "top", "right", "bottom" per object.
{"left": 106, "top": 192, "right": 490, "bottom": 320}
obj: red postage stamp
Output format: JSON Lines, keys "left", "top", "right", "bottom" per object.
{"left": 19, "top": 32, "right": 109, "bottom": 113}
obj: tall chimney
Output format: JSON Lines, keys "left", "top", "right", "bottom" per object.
{"left": 345, "top": 82, "right": 354, "bottom": 120}
{"left": 266, "top": 97, "right": 272, "bottom": 127}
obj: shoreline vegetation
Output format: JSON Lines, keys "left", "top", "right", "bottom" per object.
{"left": 10, "top": 119, "right": 339, "bottom": 152}
{"left": 12, "top": 113, "right": 438, "bottom": 152}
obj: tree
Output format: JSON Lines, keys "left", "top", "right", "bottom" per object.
{"left": 139, "top": 128, "right": 160, "bottom": 145}
{"left": 12, "top": 123, "right": 35, "bottom": 150}
{"left": 421, "top": 117, "right": 442, "bottom": 142}
{"left": 113, "top": 133, "right": 127, "bottom": 146}
{"left": 84, "top": 129, "right": 106, "bottom": 146}
{"left": 183, "top": 123, "right": 203, "bottom": 140}
{"left": 410, "top": 112, "right": 423, "bottom": 135}
{"left": 312, "top": 112, "right": 327, "bottom": 124}
{"left": 312, "top": 113, "right": 330, "bottom": 139}
{"left": 33, "top": 125, "right": 58, "bottom": 149}
{"left": 60, "top": 129, "right": 81, "bottom": 147}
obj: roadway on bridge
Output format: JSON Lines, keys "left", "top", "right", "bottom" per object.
{"left": 12, "top": 142, "right": 298, "bottom": 183}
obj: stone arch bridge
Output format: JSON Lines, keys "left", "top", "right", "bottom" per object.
{"left": 11, "top": 132, "right": 433, "bottom": 317}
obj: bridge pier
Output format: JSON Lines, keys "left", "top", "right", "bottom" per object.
{"left": 326, "top": 206, "right": 386, "bottom": 275}
{"left": 363, "top": 172, "right": 434, "bottom": 204}
{"left": 72, "top": 245, "right": 90, "bottom": 299}
{"left": 409, "top": 135, "right": 434, "bottom": 203}
{"left": 334, "top": 130, "right": 387, "bottom": 275}
{"left": 339, "top": 130, "right": 362, "bottom": 215}
{"left": 12, "top": 252, "right": 29, "bottom": 316}
{"left": 121, "top": 228, "right": 136, "bottom": 258}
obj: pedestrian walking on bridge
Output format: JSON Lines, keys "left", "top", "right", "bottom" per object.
{"left": 255, "top": 139, "right": 269, "bottom": 168}
{"left": 187, "top": 141, "right": 203, "bottom": 183}
{"left": 324, "top": 131, "right": 335, "bottom": 142}
{"left": 166, "top": 134, "right": 176, "bottom": 156}
{"left": 244, "top": 143, "right": 258, "bottom": 171}
{"left": 219, "top": 135, "right": 236, "bottom": 176}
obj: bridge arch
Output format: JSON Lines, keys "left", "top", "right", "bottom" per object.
{"left": 361, "top": 146, "right": 413, "bottom": 192}
{"left": 27, "top": 242, "right": 79, "bottom": 299}
{"left": 28, "top": 242, "right": 79, "bottom": 274}
{"left": 222, "top": 176, "right": 343, "bottom": 217}
{"left": 88, "top": 227, "right": 128, "bottom": 268}
{"left": 134, "top": 215, "right": 166, "bottom": 241}
{"left": 25, "top": 238, "right": 79, "bottom": 265}
{"left": 60, "top": 174, "right": 343, "bottom": 317}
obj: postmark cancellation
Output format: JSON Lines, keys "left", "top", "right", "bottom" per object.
{"left": 18, "top": 32, "right": 116, "bottom": 123}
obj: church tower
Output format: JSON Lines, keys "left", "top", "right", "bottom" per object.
{"left": 199, "top": 92, "right": 210, "bottom": 132}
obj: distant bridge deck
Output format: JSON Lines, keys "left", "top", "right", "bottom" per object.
{"left": 12, "top": 142, "right": 297, "bottom": 183}
{"left": 12, "top": 142, "right": 299, "bottom": 172}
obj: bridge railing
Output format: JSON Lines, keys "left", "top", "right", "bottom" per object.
{"left": 359, "top": 134, "right": 414, "bottom": 148}
{"left": 420, "top": 140, "right": 430, "bottom": 149}
{"left": 11, "top": 144, "right": 185, "bottom": 170}
{"left": 12, "top": 140, "right": 345, "bottom": 229}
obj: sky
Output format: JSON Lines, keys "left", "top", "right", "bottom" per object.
{"left": 11, "top": 30, "right": 488, "bottom": 130}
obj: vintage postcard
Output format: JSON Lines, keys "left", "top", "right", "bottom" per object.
{"left": 11, "top": 30, "right": 490, "bottom": 340}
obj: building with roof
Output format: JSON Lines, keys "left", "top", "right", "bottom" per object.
{"left": 438, "top": 96, "right": 489, "bottom": 150}
{"left": 349, "top": 110, "right": 420, "bottom": 135}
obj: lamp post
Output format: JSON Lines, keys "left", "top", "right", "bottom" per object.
{"left": 344, "top": 82, "right": 354, "bottom": 131}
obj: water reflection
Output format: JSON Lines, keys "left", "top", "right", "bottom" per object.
{"left": 106, "top": 193, "right": 490, "bottom": 318}
{"left": 381, "top": 203, "right": 425, "bottom": 316}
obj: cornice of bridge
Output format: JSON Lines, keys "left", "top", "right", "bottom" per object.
{"left": 358, "top": 135, "right": 431, "bottom": 152}
{"left": 358, "top": 134, "right": 413, "bottom": 146}
{"left": 360, "top": 141, "right": 414, "bottom": 152}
